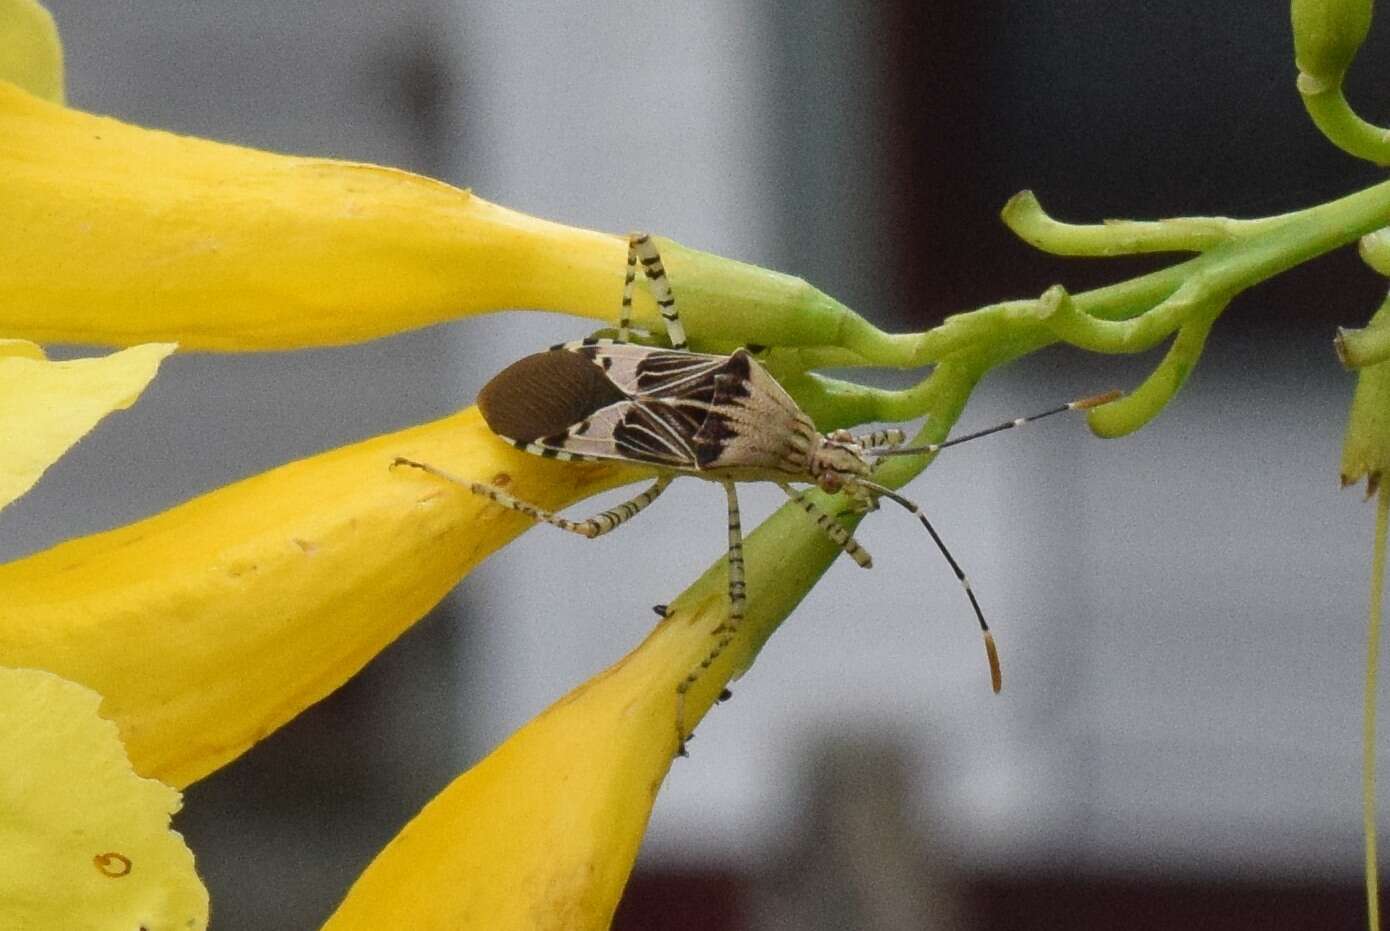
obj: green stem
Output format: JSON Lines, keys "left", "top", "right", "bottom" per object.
{"left": 1367, "top": 488, "right": 1388, "bottom": 931}
{"left": 1301, "top": 84, "right": 1390, "bottom": 167}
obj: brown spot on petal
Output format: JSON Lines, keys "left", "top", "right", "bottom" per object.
{"left": 491, "top": 472, "right": 511, "bottom": 488}
{"left": 94, "top": 852, "right": 131, "bottom": 877}
{"left": 292, "top": 538, "right": 318, "bottom": 554}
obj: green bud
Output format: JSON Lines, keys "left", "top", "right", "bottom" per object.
{"left": 1293, "top": 0, "right": 1374, "bottom": 91}
{"left": 1341, "top": 296, "right": 1390, "bottom": 494}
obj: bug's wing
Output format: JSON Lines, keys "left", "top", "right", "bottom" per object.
{"left": 691, "top": 351, "right": 820, "bottom": 473}
{"left": 611, "top": 402, "right": 702, "bottom": 468}
{"left": 573, "top": 341, "right": 728, "bottom": 398}
{"left": 522, "top": 399, "right": 701, "bottom": 470}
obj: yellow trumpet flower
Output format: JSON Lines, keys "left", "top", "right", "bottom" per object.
{"left": 1, "top": 407, "right": 641, "bottom": 788}
{"left": 0, "top": 4, "right": 846, "bottom": 927}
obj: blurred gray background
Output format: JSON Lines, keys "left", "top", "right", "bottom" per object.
{"left": 3, "top": 2, "right": 1387, "bottom": 928}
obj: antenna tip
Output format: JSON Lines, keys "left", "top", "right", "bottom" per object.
{"left": 983, "top": 631, "right": 1002, "bottom": 694}
{"left": 1072, "top": 389, "right": 1122, "bottom": 410}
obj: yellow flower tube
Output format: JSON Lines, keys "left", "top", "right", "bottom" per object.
{"left": 0, "top": 80, "right": 633, "bottom": 350}
{"left": 324, "top": 484, "right": 845, "bottom": 930}
{"left": 0, "top": 407, "right": 645, "bottom": 788}
{"left": 0, "top": 77, "right": 897, "bottom": 358}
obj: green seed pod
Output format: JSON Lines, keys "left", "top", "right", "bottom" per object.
{"left": 1293, "top": 0, "right": 1374, "bottom": 91}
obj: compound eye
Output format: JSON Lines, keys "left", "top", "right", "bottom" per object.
{"left": 818, "top": 472, "right": 844, "bottom": 493}
{"left": 828, "top": 429, "right": 854, "bottom": 444}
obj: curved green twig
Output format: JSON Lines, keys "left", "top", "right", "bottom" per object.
{"left": 1087, "top": 302, "right": 1224, "bottom": 438}
{"left": 1037, "top": 281, "right": 1213, "bottom": 355}
{"left": 1300, "top": 82, "right": 1390, "bottom": 167}
{"left": 1001, "top": 190, "right": 1285, "bottom": 256}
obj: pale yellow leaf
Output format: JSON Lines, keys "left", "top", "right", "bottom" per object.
{"left": 0, "top": 341, "right": 176, "bottom": 510}
{"left": 0, "top": 0, "right": 63, "bottom": 102}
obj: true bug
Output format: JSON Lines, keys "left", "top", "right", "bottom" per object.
{"left": 395, "top": 233, "right": 1115, "bottom": 749}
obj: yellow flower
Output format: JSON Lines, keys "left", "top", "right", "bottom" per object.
{"left": 0, "top": 4, "right": 859, "bottom": 927}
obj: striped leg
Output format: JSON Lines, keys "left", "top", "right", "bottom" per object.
{"left": 778, "top": 483, "right": 873, "bottom": 568}
{"left": 618, "top": 234, "right": 639, "bottom": 343}
{"left": 393, "top": 457, "right": 672, "bottom": 538}
{"left": 855, "top": 428, "right": 907, "bottom": 450}
{"left": 630, "top": 232, "right": 688, "bottom": 350}
{"left": 674, "top": 481, "right": 745, "bottom": 753}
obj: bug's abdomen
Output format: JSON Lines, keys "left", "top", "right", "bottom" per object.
{"left": 477, "top": 349, "right": 627, "bottom": 443}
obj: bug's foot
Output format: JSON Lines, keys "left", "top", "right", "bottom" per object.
{"left": 837, "top": 498, "right": 880, "bottom": 519}
{"left": 652, "top": 603, "right": 671, "bottom": 618}
{"left": 717, "top": 688, "right": 733, "bottom": 703}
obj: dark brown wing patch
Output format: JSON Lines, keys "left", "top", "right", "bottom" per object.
{"left": 478, "top": 349, "right": 628, "bottom": 443}
{"left": 692, "top": 350, "right": 753, "bottom": 467}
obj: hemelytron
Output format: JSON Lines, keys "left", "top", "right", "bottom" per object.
{"left": 394, "top": 232, "right": 1116, "bottom": 750}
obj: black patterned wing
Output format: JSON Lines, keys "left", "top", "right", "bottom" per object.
{"left": 485, "top": 341, "right": 812, "bottom": 476}
{"left": 516, "top": 398, "right": 699, "bottom": 470}
{"left": 571, "top": 340, "right": 728, "bottom": 399}
{"left": 609, "top": 401, "right": 702, "bottom": 469}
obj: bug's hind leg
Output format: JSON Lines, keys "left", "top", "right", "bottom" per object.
{"left": 393, "top": 457, "right": 672, "bottom": 538}
{"left": 674, "top": 480, "right": 745, "bottom": 755}
{"left": 628, "top": 232, "right": 688, "bottom": 350}
{"left": 778, "top": 483, "right": 873, "bottom": 568}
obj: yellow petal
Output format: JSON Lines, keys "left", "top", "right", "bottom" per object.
{"left": 0, "top": 341, "right": 174, "bottom": 510}
{"left": 0, "top": 666, "right": 207, "bottom": 930}
{"left": 0, "top": 81, "right": 631, "bottom": 349}
{"left": 0, "top": 406, "right": 643, "bottom": 788}
{"left": 323, "top": 499, "right": 843, "bottom": 930}
{"left": 0, "top": 1, "right": 63, "bottom": 103}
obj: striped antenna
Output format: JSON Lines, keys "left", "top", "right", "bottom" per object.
{"left": 871, "top": 390, "right": 1120, "bottom": 457}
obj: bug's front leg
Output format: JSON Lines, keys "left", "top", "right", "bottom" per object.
{"left": 674, "top": 480, "right": 745, "bottom": 754}
{"left": 392, "top": 457, "right": 672, "bottom": 538}
{"left": 778, "top": 483, "right": 873, "bottom": 568}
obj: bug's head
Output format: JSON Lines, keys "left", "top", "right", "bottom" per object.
{"left": 810, "top": 430, "right": 871, "bottom": 492}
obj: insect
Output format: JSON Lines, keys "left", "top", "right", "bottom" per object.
{"left": 394, "top": 232, "right": 1116, "bottom": 750}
